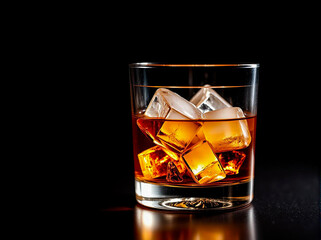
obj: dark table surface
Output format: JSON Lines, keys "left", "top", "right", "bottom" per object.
{"left": 94, "top": 161, "right": 319, "bottom": 240}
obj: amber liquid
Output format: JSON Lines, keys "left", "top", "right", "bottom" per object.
{"left": 132, "top": 114, "right": 256, "bottom": 187}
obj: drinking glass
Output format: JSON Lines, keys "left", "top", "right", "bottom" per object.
{"left": 129, "top": 63, "right": 259, "bottom": 210}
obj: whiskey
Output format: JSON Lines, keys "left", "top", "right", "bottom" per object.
{"left": 132, "top": 114, "right": 256, "bottom": 186}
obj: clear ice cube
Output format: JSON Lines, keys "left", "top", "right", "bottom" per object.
{"left": 145, "top": 88, "right": 202, "bottom": 119}
{"left": 182, "top": 140, "right": 226, "bottom": 184}
{"left": 203, "top": 107, "right": 251, "bottom": 153}
{"left": 144, "top": 88, "right": 203, "bottom": 152}
{"left": 138, "top": 145, "right": 186, "bottom": 179}
{"left": 190, "top": 85, "right": 232, "bottom": 113}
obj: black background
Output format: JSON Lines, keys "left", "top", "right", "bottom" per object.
{"left": 76, "top": 9, "right": 319, "bottom": 239}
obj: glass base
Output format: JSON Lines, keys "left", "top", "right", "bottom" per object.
{"left": 135, "top": 179, "right": 253, "bottom": 211}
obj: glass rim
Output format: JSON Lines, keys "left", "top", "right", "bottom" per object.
{"left": 129, "top": 62, "right": 259, "bottom": 68}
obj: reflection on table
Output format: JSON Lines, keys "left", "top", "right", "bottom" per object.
{"left": 135, "top": 204, "right": 256, "bottom": 240}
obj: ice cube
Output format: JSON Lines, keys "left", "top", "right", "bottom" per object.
{"left": 157, "top": 113, "right": 202, "bottom": 152}
{"left": 138, "top": 145, "right": 185, "bottom": 180}
{"left": 185, "top": 128, "right": 206, "bottom": 151}
{"left": 202, "top": 107, "right": 251, "bottom": 153}
{"left": 145, "top": 88, "right": 202, "bottom": 119}
{"left": 218, "top": 150, "right": 246, "bottom": 175}
{"left": 182, "top": 141, "right": 226, "bottom": 184}
{"left": 144, "top": 92, "right": 171, "bottom": 118}
{"left": 166, "top": 161, "right": 183, "bottom": 182}
{"left": 144, "top": 88, "right": 203, "bottom": 152}
{"left": 190, "top": 85, "right": 232, "bottom": 113}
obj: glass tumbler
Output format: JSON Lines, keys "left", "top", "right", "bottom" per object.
{"left": 129, "top": 63, "right": 259, "bottom": 210}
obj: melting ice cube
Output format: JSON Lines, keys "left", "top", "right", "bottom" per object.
{"left": 166, "top": 161, "right": 184, "bottom": 182}
{"left": 138, "top": 145, "right": 185, "bottom": 179}
{"left": 190, "top": 85, "right": 232, "bottom": 113}
{"left": 144, "top": 88, "right": 203, "bottom": 152}
{"left": 182, "top": 141, "right": 226, "bottom": 184}
{"left": 218, "top": 150, "right": 246, "bottom": 175}
{"left": 203, "top": 107, "right": 251, "bottom": 153}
